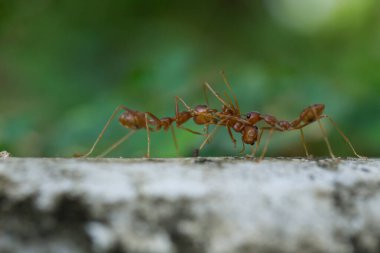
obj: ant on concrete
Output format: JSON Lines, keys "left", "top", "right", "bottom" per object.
{"left": 245, "top": 103, "right": 364, "bottom": 160}
{"left": 76, "top": 97, "right": 220, "bottom": 158}
{"left": 198, "top": 73, "right": 364, "bottom": 160}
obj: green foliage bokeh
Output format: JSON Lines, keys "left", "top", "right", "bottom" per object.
{"left": 0, "top": 0, "right": 379, "bottom": 157}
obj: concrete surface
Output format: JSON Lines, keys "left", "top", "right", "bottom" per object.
{"left": 0, "top": 157, "right": 379, "bottom": 253}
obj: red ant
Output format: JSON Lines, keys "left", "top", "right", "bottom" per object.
{"left": 245, "top": 103, "right": 364, "bottom": 160}
{"left": 76, "top": 97, "right": 220, "bottom": 158}
{"left": 199, "top": 73, "right": 364, "bottom": 160}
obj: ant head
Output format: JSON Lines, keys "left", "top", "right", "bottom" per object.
{"left": 242, "top": 125, "right": 258, "bottom": 145}
{"left": 246, "top": 111, "right": 261, "bottom": 124}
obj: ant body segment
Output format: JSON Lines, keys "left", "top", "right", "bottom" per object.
{"left": 75, "top": 105, "right": 178, "bottom": 158}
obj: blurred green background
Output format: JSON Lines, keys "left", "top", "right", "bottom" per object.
{"left": 0, "top": 0, "right": 379, "bottom": 158}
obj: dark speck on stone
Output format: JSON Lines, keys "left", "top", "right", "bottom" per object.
{"left": 361, "top": 167, "right": 370, "bottom": 173}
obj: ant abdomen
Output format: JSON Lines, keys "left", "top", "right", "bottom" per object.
{"left": 119, "top": 111, "right": 144, "bottom": 130}
{"left": 242, "top": 126, "right": 258, "bottom": 145}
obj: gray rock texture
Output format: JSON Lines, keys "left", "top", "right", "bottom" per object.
{"left": 0, "top": 157, "right": 379, "bottom": 253}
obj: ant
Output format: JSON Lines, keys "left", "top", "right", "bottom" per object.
{"left": 75, "top": 105, "right": 176, "bottom": 158}
{"left": 245, "top": 103, "right": 364, "bottom": 160}
{"left": 76, "top": 97, "right": 220, "bottom": 158}
{"left": 198, "top": 73, "right": 364, "bottom": 160}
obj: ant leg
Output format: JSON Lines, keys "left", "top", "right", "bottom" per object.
{"left": 227, "top": 126, "right": 237, "bottom": 148}
{"left": 145, "top": 113, "right": 151, "bottom": 158}
{"left": 97, "top": 130, "right": 136, "bottom": 158}
{"left": 170, "top": 124, "right": 179, "bottom": 157}
{"left": 299, "top": 128, "right": 310, "bottom": 158}
{"left": 239, "top": 142, "right": 246, "bottom": 154}
{"left": 323, "top": 115, "right": 365, "bottom": 158}
{"left": 249, "top": 145, "right": 255, "bottom": 157}
{"left": 202, "top": 84, "right": 211, "bottom": 142}
{"left": 223, "top": 91, "right": 235, "bottom": 111}
{"left": 204, "top": 82, "right": 231, "bottom": 109}
{"left": 144, "top": 112, "right": 166, "bottom": 158}
{"left": 311, "top": 108, "right": 336, "bottom": 159}
{"left": 258, "top": 128, "right": 274, "bottom": 162}
{"left": 252, "top": 128, "right": 265, "bottom": 157}
{"left": 204, "top": 125, "right": 210, "bottom": 142}
{"left": 175, "top": 96, "right": 192, "bottom": 112}
{"left": 76, "top": 105, "right": 127, "bottom": 158}
{"left": 177, "top": 126, "right": 203, "bottom": 135}
{"left": 220, "top": 71, "right": 240, "bottom": 114}
{"left": 199, "top": 125, "right": 221, "bottom": 150}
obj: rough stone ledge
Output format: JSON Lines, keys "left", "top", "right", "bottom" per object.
{"left": 0, "top": 157, "right": 379, "bottom": 253}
